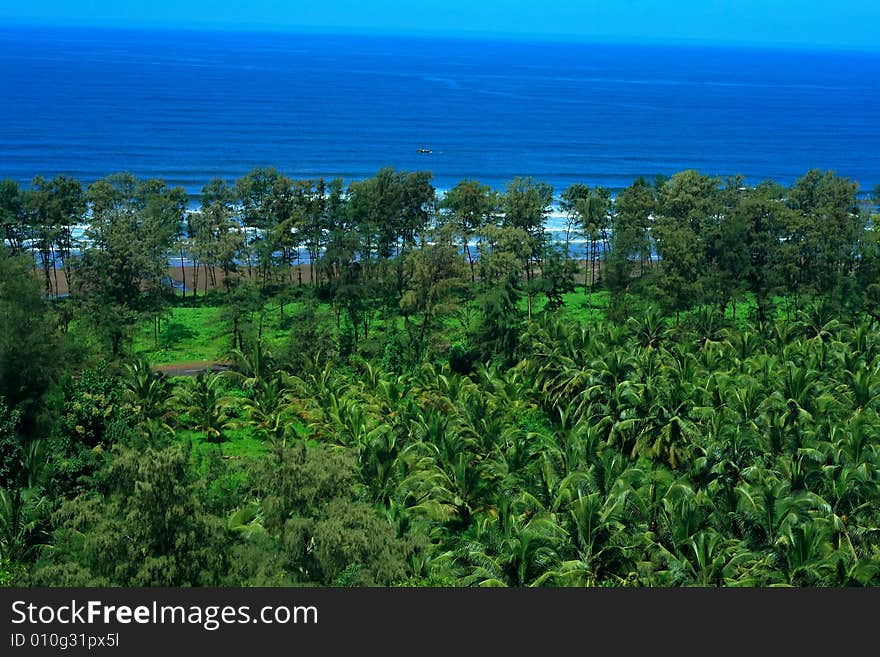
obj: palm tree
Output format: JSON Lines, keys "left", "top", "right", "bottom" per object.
{"left": 0, "top": 485, "right": 47, "bottom": 566}
{"left": 765, "top": 362, "right": 818, "bottom": 437}
{"left": 402, "top": 448, "right": 495, "bottom": 530}
{"left": 0, "top": 440, "right": 49, "bottom": 566}
{"left": 455, "top": 495, "right": 566, "bottom": 587}
{"left": 628, "top": 306, "right": 668, "bottom": 349}
{"left": 649, "top": 530, "right": 748, "bottom": 586}
{"left": 734, "top": 470, "right": 829, "bottom": 550}
{"left": 836, "top": 365, "right": 880, "bottom": 414}
{"left": 829, "top": 545, "right": 880, "bottom": 586}
{"left": 632, "top": 365, "right": 701, "bottom": 470}
{"left": 122, "top": 358, "right": 175, "bottom": 438}
{"left": 538, "top": 487, "right": 632, "bottom": 586}
{"left": 685, "top": 305, "right": 729, "bottom": 351}
{"left": 725, "top": 328, "right": 764, "bottom": 364}
{"left": 776, "top": 519, "right": 835, "bottom": 586}
{"left": 174, "top": 372, "right": 231, "bottom": 447}
{"left": 233, "top": 375, "right": 297, "bottom": 460}
{"left": 797, "top": 299, "right": 841, "bottom": 344}
{"left": 226, "top": 341, "right": 276, "bottom": 389}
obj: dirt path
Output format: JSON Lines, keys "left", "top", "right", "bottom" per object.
{"left": 154, "top": 360, "right": 231, "bottom": 377}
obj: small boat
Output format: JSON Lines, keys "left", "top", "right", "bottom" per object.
{"left": 417, "top": 148, "right": 433, "bottom": 154}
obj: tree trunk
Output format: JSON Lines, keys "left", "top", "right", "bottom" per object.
{"left": 52, "top": 251, "right": 60, "bottom": 297}
{"left": 192, "top": 259, "right": 200, "bottom": 300}
{"left": 584, "top": 243, "right": 590, "bottom": 294}
{"left": 590, "top": 240, "right": 597, "bottom": 300}
{"left": 179, "top": 249, "right": 187, "bottom": 300}
{"left": 62, "top": 259, "right": 71, "bottom": 296}
{"left": 42, "top": 250, "right": 53, "bottom": 297}
{"left": 416, "top": 310, "right": 432, "bottom": 363}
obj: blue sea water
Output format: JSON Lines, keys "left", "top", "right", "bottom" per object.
{"left": 1, "top": 25, "right": 879, "bottom": 199}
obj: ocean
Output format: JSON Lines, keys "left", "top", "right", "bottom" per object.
{"left": 1, "top": 25, "right": 879, "bottom": 202}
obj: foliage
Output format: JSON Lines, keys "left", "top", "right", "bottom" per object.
{"left": 6, "top": 165, "right": 880, "bottom": 588}
{"left": 0, "top": 249, "right": 66, "bottom": 430}
{"left": 32, "top": 442, "right": 226, "bottom": 586}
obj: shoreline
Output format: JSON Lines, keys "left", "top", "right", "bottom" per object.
{"left": 32, "top": 258, "right": 610, "bottom": 298}
{"left": 30, "top": 263, "right": 317, "bottom": 298}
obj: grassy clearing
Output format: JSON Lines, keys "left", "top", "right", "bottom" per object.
{"left": 133, "top": 305, "right": 228, "bottom": 364}
{"left": 177, "top": 427, "right": 268, "bottom": 463}
{"left": 560, "top": 289, "right": 610, "bottom": 324}
{"left": 174, "top": 426, "right": 264, "bottom": 509}
{"left": 134, "top": 287, "right": 614, "bottom": 368}
{"left": 133, "top": 282, "right": 806, "bottom": 370}
{"left": 132, "top": 298, "right": 317, "bottom": 364}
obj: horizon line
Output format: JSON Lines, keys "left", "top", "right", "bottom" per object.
{"left": 2, "top": 17, "right": 879, "bottom": 56}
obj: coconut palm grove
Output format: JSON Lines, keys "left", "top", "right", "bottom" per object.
{"left": 2, "top": 166, "right": 880, "bottom": 587}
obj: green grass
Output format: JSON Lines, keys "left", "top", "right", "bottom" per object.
{"left": 560, "top": 289, "right": 610, "bottom": 323}
{"left": 133, "top": 306, "right": 228, "bottom": 364}
{"left": 132, "top": 282, "right": 810, "bottom": 370}
{"left": 134, "top": 285, "right": 612, "bottom": 368}
{"left": 518, "top": 286, "right": 610, "bottom": 324}
{"left": 174, "top": 426, "right": 265, "bottom": 510}
{"left": 132, "top": 298, "right": 325, "bottom": 364}
{"left": 258, "top": 301, "right": 308, "bottom": 352}
{"left": 177, "top": 427, "right": 268, "bottom": 463}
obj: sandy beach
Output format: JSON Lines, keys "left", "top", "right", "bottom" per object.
{"left": 33, "top": 263, "right": 318, "bottom": 297}
{"left": 33, "top": 259, "right": 612, "bottom": 298}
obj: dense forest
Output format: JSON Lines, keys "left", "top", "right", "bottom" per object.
{"left": 2, "top": 166, "right": 880, "bottom": 586}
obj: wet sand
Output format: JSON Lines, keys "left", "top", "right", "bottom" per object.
{"left": 35, "top": 259, "right": 607, "bottom": 298}
{"left": 34, "top": 264, "right": 316, "bottom": 297}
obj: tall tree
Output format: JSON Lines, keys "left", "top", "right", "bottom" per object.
{"left": 652, "top": 170, "right": 720, "bottom": 315}
{"left": 193, "top": 178, "right": 243, "bottom": 296}
{"left": 0, "top": 249, "right": 64, "bottom": 432}
{"left": 441, "top": 180, "right": 498, "bottom": 283}
{"left": 399, "top": 225, "right": 469, "bottom": 362}
{"left": 295, "top": 178, "right": 329, "bottom": 286}
{"left": 535, "top": 242, "right": 577, "bottom": 312}
{"left": 560, "top": 183, "right": 611, "bottom": 298}
{"left": 348, "top": 167, "right": 404, "bottom": 264}
{"left": 75, "top": 173, "right": 179, "bottom": 356}
{"left": 473, "top": 225, "right": 529, "bottom": 358}
{"left": 501, "top": 177, "right": 553, "bottom": 284}
{"left": 729, "top": 184, "right": 795, "bottom": 324}
{"left": 25, "top": 175, "right": 85, "bottom": 297}
{"left": 786, "top": 169, "right": 861, "bottom": 305}
{"left": 400, "top": 171, "right": 435, "bottom": 253}
{"left": 315, "top": 178, "right": 347, "bottom": 286}
{"left": 0, "top": 180, "right": 26, "bottom": 256}
{"left": 501, "top": 177, "right": 553, "bottom": 320}
{"left": 559, "top": 183, "right": 589, "bottom": 258}
{"left": 606, "top": 177, "right": 655, "bottom": 318}
{"left": 235, "top": 167, "right": 286, "bottom": 287}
